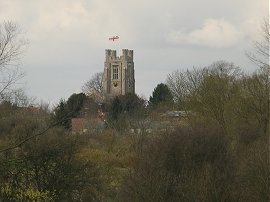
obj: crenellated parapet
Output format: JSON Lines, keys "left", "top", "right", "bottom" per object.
{"left": 105, "top": 49, "right": 117, "bottom": 61}
{"left": 122, "top": 49, "right": 133, "bottom": 61}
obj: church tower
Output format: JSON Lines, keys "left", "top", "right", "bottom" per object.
{"left": 102, "top": 49, "right": 135, "bottom": 99}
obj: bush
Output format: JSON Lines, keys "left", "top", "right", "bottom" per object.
{"left": 119, "top": 125, "right": 235, "bottom": 202}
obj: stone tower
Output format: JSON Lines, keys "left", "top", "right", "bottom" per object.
{"left": 102, "top": 49, "right": 135, "bottom": 99}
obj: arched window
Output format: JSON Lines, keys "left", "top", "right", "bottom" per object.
{"left": 112, "top": 65, "right": 119, "bottom": 80}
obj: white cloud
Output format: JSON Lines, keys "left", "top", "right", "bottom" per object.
{"left": 168, "top": 19, "right": 242, "bottom": 48}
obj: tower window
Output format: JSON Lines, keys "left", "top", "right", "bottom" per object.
{"left": 112, "top": 65, "right": 119, "bottom": 80}
{"left": 128, "top": 78, "right": 131, "bottom": 88}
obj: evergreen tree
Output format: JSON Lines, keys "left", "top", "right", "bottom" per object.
{"left": 108, "top": 93, "right": 146, "bottom": 122}
{"left": 149, "top": 83, "right": 173, "bottom": 107}
{"left": 110, "top": 96, "right": 123, "bottom": 120}
{"left": 53, "top": 93, "right": 87, "bottom": 129}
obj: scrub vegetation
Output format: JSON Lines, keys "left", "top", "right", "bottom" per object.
{"left": 0, "top": 21, "right": 269, "bottom": 201}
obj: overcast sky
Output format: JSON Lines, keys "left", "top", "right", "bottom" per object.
{"left": 0, "top": 0, "right": 268, "bottom": 105}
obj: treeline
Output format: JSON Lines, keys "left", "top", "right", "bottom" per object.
{"left": 119, "top": 61, "right": 269, "bottom": 202}
{"left": 0, "top": 61, "right": 269, "bottom": 201}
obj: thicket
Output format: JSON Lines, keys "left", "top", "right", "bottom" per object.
{"left": 0, "top": 62, "right": 269, "bottom": 201}
{"left": 117, "top": 62, "right": 269, "bottom": 202}
{"left": 0, "top": 104, "right": 103, "bottom": 201}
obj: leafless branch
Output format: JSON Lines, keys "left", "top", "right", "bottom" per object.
{"left": 0, "top": 21, "right": 27, "bottom": 68}
{"left": 82, "top": 72, "right": 104, "bottom": 102}
{"left": 0, "top": 21, "right": 27, "bottom": 102}
{"left": 246, "top": 18, "right": 269, "bottom": 68}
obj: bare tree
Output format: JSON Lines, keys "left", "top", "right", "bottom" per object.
{"left": 246, "top": 19, "right": 269, "bottom": 68}
{"left": 0, "top": 21, "right": 27, "bottom": 101}
{"left": 166, "top": 67, "right": 206, "bottom": 108}
{"left": 82, "top": 72, "right": 104, "bottom": 103}
{"left": 246, "top": 19, "right": 270, "bottom": 167}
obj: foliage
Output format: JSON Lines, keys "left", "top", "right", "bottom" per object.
{"left": 0, "top": 19, "right": 269, "bottom": 201}
{"left": 0, "top": 61, "right": 269, "bottom": 201}
{"left": 0, "top": 104, "right": 103, "bottom": 201}
{"left": 235, "top": 68, "right": 269, "bottom": 137}
{"left": 119, "top": 125, "right": 235, "bottom": 202}
{"left": 149, "top": 83, "right": 173, "bottom": 108}
{"left": 0, "top": 184, "right": 54, "bottom": 201}
{"left": 53, "top": 93, "right": 87, "bottom": 129}
{"left": 187, "top": 61, "right": 242, "bottom": 134}
{"left": 235, "top": 137, "right": 270, "bottom": 202}
{"left": 107, "top": 93, "right": 146, "bottom": 129}
{"left": 109, "top": 96, "right": 123, "bottom": 120}
{"left": 118, "top": 59, "right": 269, "bottom": 201}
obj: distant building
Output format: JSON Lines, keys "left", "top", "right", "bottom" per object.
{"left": 102, "top": 49, "right": 135, "bottom": 99}
{"left": 71, "top": 114, "right": 105, "bottom": 133}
